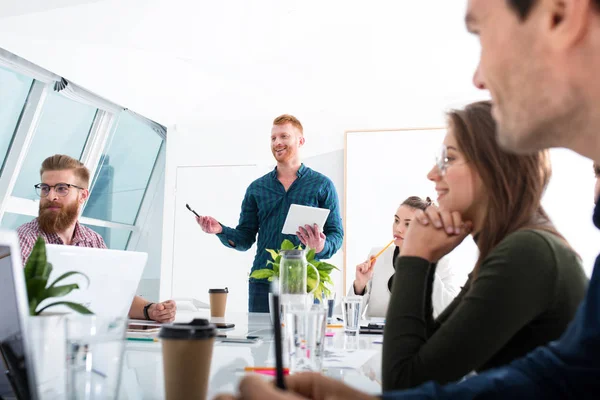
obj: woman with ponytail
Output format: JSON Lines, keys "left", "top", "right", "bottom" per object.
{"left": 348, "top": 196, "right": 460, "bottom": 318}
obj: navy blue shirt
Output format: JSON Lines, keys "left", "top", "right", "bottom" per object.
{"left": 384, "top": 201, "right": 600, "bottom": 399}
{"left": 216, "top": 164, "right": 343, "bottom": 284}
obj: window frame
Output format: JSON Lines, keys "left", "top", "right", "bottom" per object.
{"left": 0, "top": 54, "right": 166, "bottom": 252}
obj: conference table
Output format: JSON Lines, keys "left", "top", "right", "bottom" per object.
{"left": 119, "top": 308, "right": 383, "bottom": 399}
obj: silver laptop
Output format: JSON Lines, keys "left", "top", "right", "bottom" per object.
{"left": 40, "top": 245, "right": 148, "bottom": 318}
{"left": 0, "top": 229, "right": 38, "bottom": 400}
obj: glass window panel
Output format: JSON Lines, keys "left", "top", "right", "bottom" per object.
{"left": 0, "top": 66, "right": 33, "bottom": 174}
{"left": 12, "top": 91, "right": 97, "bottom": 199}
{"left": 84, "top": 225, "right": 132, "bottom": 250}
{"left": 84, "top": 112, "right": 163, "bottom": 225}
{"left": 0, "top": 212, "right": 36, "bottom": 231}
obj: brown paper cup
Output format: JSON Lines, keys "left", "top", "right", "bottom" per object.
{"left": 208, "top": 288, "right": 228, "bottom": 318}
{"left": 159, "top": 320, "right": 216, "bottom": 400}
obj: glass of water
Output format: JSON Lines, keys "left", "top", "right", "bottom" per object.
{"left": 342, "top": 296, "right": 362, "bottom": 335}
{"left": 65, "top": 316, "right": 127, "bottom": 400}
{"left": 284, "top": 303, "right": 328, "bottom": 373}
{"left": 326, "top": 292, "right": 336, "bottom": 323}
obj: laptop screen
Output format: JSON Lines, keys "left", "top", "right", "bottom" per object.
{"left": 0, "top": 244, "right": 32, "bottom": 400}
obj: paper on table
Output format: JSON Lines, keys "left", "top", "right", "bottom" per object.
{"left": 282, "top": 204, "right": 330, "bottom": 235}
{"left": 322, "top": 349, "right": 378, "bottom": 369}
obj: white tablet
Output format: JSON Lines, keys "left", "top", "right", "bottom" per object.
{"left": 281, "top": 204, "right": 331, "bottom": 235}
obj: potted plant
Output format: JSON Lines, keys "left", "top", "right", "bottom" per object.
{"left": 250, "top": 239, "right": 338, "bottom": 301}
{"left": 25, "top": 236, "right": 92, "bottom": 394}
{"left": 25, "top": 236, "right": 93, "bottom": 315}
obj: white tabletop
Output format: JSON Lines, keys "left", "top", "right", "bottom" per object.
{"left": 120, "top": 309, "right": 383, "bottom": 399}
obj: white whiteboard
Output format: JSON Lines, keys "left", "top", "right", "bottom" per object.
{"left": 172, "top": 164, "right": 270, "bottom": 312}
{"left": 345, "top": 129, "right": 600, "bottom": 294}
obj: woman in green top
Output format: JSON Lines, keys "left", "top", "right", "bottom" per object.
{"left": 382, "top": 101, "right": 589, "bottom": 390}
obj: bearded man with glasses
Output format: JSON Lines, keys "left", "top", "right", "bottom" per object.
{"left": 16, "top": 154, "right": 177, "bottom": 323}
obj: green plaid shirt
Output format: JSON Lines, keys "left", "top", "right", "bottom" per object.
{"left": 217, "top": 164, "right": 343, "bottom": 283}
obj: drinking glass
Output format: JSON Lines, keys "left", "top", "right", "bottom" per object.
{"left": 284, "top": 304, "right": 328, "bottom": 372}
{"left": 341, "top": 296, "right": 362, "bottom": 335}
{"left": 65, "top": 316, "right": 127, "bottom": 400}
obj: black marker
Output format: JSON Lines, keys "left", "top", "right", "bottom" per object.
{"left": 271, "top": 279, "right": 286, "bottom": 390}
{"left": 185, "top": 203, "right": 200, "bottom": 218}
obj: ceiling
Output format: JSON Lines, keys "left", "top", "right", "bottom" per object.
{"left": 0, "top": 0, "right": 487, "bottom": 134}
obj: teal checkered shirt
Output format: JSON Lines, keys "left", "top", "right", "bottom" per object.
{"left": 216, "top": 164, "right": 343, "bottom": 283}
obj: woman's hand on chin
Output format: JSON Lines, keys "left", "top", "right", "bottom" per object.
{"left": 401, "top": 205, "right": 472, "bottom": 262}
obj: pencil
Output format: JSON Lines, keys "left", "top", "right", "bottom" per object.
{"left": 244, "top": 367, "right": 290, "bottom": 372}
{"left": 127, "top": 337, "right": 158, "bottom": 342}
{"left": 370, "top": 239, "right": 395, "bottom": 263}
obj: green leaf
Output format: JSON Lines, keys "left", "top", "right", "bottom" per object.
{"left": 29, "top": 298, "right": 38, "bottom": 316}
{"left": 38, "top": 284, "right": 80, "bottom": 303}
{"left": 36, "top": 301, "right": 93, "bottom": 315}
{"left": 306, "top": 249, "right": 316, "bottom": 262}
{"left": 317, "top": 262, "right": 338, "bottom": 273}
{"left": 27, "top": 277, "right": 48, "bottom": 303}
{"left": 265, "top": 262, "right": 281, "bottom": 276}
{"left": 268, "top": 276, "right": 274, "bottom": 282}
{"left": 48, "top": 271, "right": 90, "bottom": 289}
{"left": 40, "top": 261, "right": 53, "bottom": 280}
{"left": 24, "top": 237, "right": 47, "bottom": 281}
{"left": 307, "top": 277, "right": 318, "bottom": 293}
{"left": 250, "top": 269, "right": 276, "bottom": 280}
{"left": 281, "top": 239, "right": 295, "bottom": 250}
{"left": 265, "top": 248, "right": 279, "bottom": 261}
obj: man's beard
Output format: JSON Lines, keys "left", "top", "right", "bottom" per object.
{"left": 38, "top": 200, "right": 80, "bottom": 234}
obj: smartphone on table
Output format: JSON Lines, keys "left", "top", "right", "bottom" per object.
{"left": 214, "top": 322, "right": 235, "bottom": 329}
{"left": 216, "top": 335, "right": 260, "bottom": 344}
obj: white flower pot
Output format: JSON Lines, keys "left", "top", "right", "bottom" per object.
{"left": 28, "top": 313, "right": 68, "bottom": 398}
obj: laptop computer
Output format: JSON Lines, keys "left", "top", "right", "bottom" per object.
{"left": 39, "top": 245, "right": 148, "bottom": 318}
{"left": 0, "top": 229, "right": 38, "bottom": 400}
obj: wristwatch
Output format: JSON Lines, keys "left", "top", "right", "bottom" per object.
{"left": 143, "top": 302, "right": 155, "bottom": 321}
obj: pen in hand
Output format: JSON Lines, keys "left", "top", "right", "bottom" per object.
{"left": 186, "top": 203, "right": 201, "bottom": 218}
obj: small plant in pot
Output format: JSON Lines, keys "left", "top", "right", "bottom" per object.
{"left": 250, "top": 239, "right": 338, "bottom": 301}
{"left": 25, "top": 236, "right": 92, "bottom": 315}
{"left": 24, "top": 237, "right": 93, "bottom": 394}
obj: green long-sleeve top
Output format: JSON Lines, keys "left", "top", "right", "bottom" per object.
{"left": 382, "top": 229, "right": 589, "bottom": 390}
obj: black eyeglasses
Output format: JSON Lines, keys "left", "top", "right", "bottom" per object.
{"left": 34, "top": 183, "right": 85, "bottom": 198}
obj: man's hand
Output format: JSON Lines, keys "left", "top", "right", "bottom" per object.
{"left": 401, "top": 205, "right": 472, "bottom": 262}
{"left": 353, "top": 257, "right": 376, "bottom": 294}
{"left": 297, "top": 224, "right": 326, "bottom": 253}
{"left": 196, "top": 215, "right": 223, "bottom": 234}
{"left": 213, "top": 373, "right": 376, "bottom": 400}
{"left": 148, "top": 300, "right": 177, "bottom": 323}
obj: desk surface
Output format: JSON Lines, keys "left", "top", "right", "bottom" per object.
{"left": 121, "top": 310, "right": 382, "bottom": 399}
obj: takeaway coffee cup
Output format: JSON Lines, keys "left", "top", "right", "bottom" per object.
{"left": 208, "top": 288, "right": 229, "bottom": 317}
{"left": 159, "top": 319, "right": 216, "bottom": 400}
